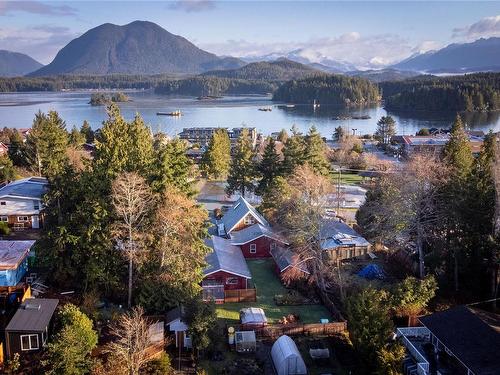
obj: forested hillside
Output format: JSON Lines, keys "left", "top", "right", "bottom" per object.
{"left": 273, "top": 74, "right": 380, "bottom": 105}
{"left": 202, "top": 59, "right": 321, "bottom": 81}
{"left": 155, "top": 76, "right": 276, "bottom": 96}
{"left": 380, "top": 73, "right": 500, "bottom": 112}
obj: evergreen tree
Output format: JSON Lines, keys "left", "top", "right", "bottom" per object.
{"left": 7, "top": 130, "right": 25, "bottom": 167}
{"left": 226, "top": 128, "right": 256, "bottom": 197}
{"left": 43, "top": 304, "right": 98, "bottom": 375}
{"left": 282, "top": 125, "right": 306, "bottom": 175}
{"left": 256, "top": 137, "right": 282, "bottom": 196}
{"left": 69, "top": 126, "right": 86, "bottom": 147}
{"left": 200, "top": 129, "right": 231, "bottom": 179}
{"left": 152, "top": 138, "right": 194, "bottom": 196}
{"left": 0, "top": 155, "right": 15, "bottom": 183}
{"left": 94, "top": 105, "right": 154, "bottom": 181}
{"left": 440, "top": 114, "right": 475, "bottom": 292}
{"left": 304, "top": 126, "right": 330, "bottom": 176}
{"left": 374, "top": 116, "right": 396, "bottom": 144}
{"left": 24, "top": 111, "right": 69, "bottom": 178}
{"left": 80, "top": 120, "right": 94, "bottom": 143}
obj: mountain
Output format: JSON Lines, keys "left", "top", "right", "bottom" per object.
{"left": 0, "top": 50, "right": 43, "bottom": 77}
{"left": 392, "top": 37, "right": 500, "bottom": 73}
{"left": 242, "top": 51, "right": 356, "bottom": 73}
{"left": 30, "top": 21, "right": 245, "bottom": 76}
{"left": 202, "top": 59, "right": 322, "bottom": 81}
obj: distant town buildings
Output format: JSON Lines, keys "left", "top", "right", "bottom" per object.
{"left": 392, "top": 133, "right": 485, "bottom": 156}
{"left": 179, "top": 127, "right": 258, "bottom": 148}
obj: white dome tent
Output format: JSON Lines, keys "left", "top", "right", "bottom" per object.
{"left": 271, "top": 335, "right": 307, "bottom": 375}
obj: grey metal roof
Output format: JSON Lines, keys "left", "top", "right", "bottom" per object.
{"left": 204, "top": 236, "right": 252, "bottom": 279}
{"left": 319, "top": 220, "right": 370, "bottom": 250}
{"left": 220, "top": 197, "right": 269, "bottom": 234}
{"left": 229, "top": 223, "right": 288, "bottom": 245}
{"left": 270, "top": 246, "right": 309, "bottom": 274}
{"left": 419, "top": 306, "right": 500, "bottom": 375}
{"left": 0, "top": 240, "right": 36, "bottom": 269}
{"left": 0, "top": 177, "right": 48, "bottom": 200}
{"left": 165, "top": 306, "right": 186, "bottom": 325}
{"left": 6, "top": 298, "right": 59, "bottom": 332}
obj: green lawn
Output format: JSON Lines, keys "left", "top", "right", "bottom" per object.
{"left": 216, "top": 259, "right": 331, "bottom": 324}
{"left": 331, "top": 171, "right": 364, "bottom": 185}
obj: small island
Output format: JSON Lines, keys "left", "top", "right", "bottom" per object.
{"left": 89, "top": 92, "right": 130, "bottom": 106}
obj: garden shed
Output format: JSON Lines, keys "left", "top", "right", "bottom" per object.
{"left": 235, "top": 330, "right": 256, "bottom": 352}
{"left": 271, "top": 335, "right": 307, "bottom": 375}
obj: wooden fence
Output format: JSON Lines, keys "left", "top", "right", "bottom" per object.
{"left": 229, "top": 321, "right": 347, "bottom": 339}
{"left": 224, "top": 288, "right": 257, "bottom": 303}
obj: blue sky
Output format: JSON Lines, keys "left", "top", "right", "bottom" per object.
{"left": 0, "top": 1, "right": 499, "bottom": 67}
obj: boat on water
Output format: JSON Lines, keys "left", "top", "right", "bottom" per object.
{"left": 258, "top": 107, "right": 272, "bottom": 112}
{"left": 285, "top": 104, "right": 295, "bottom": 108}
{"left": 157, "top": 110, "right": 182, "bottom": 116}
{"left": 352, "top": 115, "right": 371, "bottom": 120}
{"left": 313, "top": 99, "right": 320, "bottom": 109}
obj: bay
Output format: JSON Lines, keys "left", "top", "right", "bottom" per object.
{"left": 0, "top": 90, "right": 499, "bottom": 137}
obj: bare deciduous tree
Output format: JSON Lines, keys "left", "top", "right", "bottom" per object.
{"left": 106, "top": 307, "right": 152, "bottom": 375}
{"left": 111, "top": 172, "right": 154, "bottom": 308}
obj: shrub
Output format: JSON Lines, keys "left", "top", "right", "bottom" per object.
{"left": 143, "top": 352, "right": 173, "bottom": 375}
{"left": 0, "top": 221, "right": 10, "bottom": 235}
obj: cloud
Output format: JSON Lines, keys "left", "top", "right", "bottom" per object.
{"left": 200, "top": 32, "right": 413, "bottom": 69}
{"left": 453, "top": 15, "right": 500, "bottom": 40}
{"left": 0, "top": 25, "right": 77, "bottom": 64}
{"left": 169, "top": 0, "right": 215, "bottom": 13}
{"left": 0, "top": 0, "right": 77, "bottom": 16}
{"left": 412, "top": 40, "right": 442, "bottom": 54}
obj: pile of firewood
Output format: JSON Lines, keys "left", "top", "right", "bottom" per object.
{"left": 278, "top": 314, "right": 300, "bottom": 324}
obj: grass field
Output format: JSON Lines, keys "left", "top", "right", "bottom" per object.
{"left": 331, "top": 171, "right": 364, "bottom": 185}
{"left": 216, "top": 259, "right": 331, "bottom": 324}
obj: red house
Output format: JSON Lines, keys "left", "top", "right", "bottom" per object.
{"left": 217, "top": 196, "right": 269, "bottom": 236}
{"left": 230, "top": 223, "right": 288, "bottom": 258}
{"left": 202, "top": 236, "right": 252, "bottom": 302}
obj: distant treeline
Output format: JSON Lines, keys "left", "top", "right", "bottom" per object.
{"left": 154, "top": 76, "right": 277, "bottom": 96}
{"left": 272, "top": 75, "right": 381, "bottom": 106}
{"left": 0, "top": 74, "right": 179, "bottom": 92}
{"left": 380, "top": 73, "right": 500, "bottom": 112}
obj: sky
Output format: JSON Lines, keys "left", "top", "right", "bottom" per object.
{"left": 0, "top": 0, "right": 499, "bottom": 68}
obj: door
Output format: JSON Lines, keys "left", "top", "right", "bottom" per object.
{"left": 31, "top": 215, "right": 39, "bottom": 229}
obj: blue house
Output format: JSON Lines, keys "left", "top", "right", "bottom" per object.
{"left": 0, "top": 240, "right": 36, "bottom": 287}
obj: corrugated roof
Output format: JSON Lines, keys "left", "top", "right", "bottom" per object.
{"left": 0, "top": 177, "right": 48, "bottom": 200}
{"left": 319, "top": 220, "right": 370, "bottom": 250}
{"left": 204, "top": 236, "right": 252, "bottom": 279}
{"left": 0, "top": 240, "right": 36, "bottom": 269}
{"left": 6, "top": 298, "right": 59, "bottom": 332}
{"left": 419, "top": 306, "right": 500, "bottom": 375}
{"left": 220, "top": 197, "right": 269, "bottom": 234}
{"left": 229, "top": 223, "right": 288, "bottom": 245}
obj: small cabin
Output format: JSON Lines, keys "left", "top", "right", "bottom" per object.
{"left": 0, "top": 240, "right": 36, "bottom": 287}
{"left": 5, "top": 298, "right": 59, "bottom": 359}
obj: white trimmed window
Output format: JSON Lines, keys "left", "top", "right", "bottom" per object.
{"left": 21, "top": 334, "right": 39, "bottom": 351}
{"left": 226, "top": 277, "right": 239, "bottom": 285}
{"left": 33, "top": 200, "right": 40, "bottom": 210}
{"left": 17, "top": 216, "right": 29, "bottom": 222}
{"left": 0, "top": 216, "right": 8, "bottom": 222}
{"left": 244, "top": 215, "right": 255, "bottom": 225}
{"left": 270, "top": 242, "right": 277, "bottom": 251}
{"left": 249, "top": 244, "right": 257, "bottom": 254}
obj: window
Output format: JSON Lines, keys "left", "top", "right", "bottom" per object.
{"left": 270, "top": 242, "right": 277, "bottom": 251}
{"left": 0, "top": 216, "right": 7, "bottom": 222}
{"left": 17, "top": 216, "right": 29, "bottom": 222}
{"left": 0, "top": 201, "right": 5, "bottom": 206}
{"left": 244, "top": 215, "right": 255, "bottom": 225}
{"left": 249, "top": 244, "right": 257, "bottom": 254}
{"left": 226, "top": 277, "right": 239, "bottom": 285}
{"left": 20, "top": 334, "right": 39, "bottom": 351}
{"left": 33, "top": 201, "right": 40, "bottom": 210}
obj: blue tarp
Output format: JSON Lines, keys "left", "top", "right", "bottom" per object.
{"left": 357, "top": 264, "right": 385, "bottom": 280}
